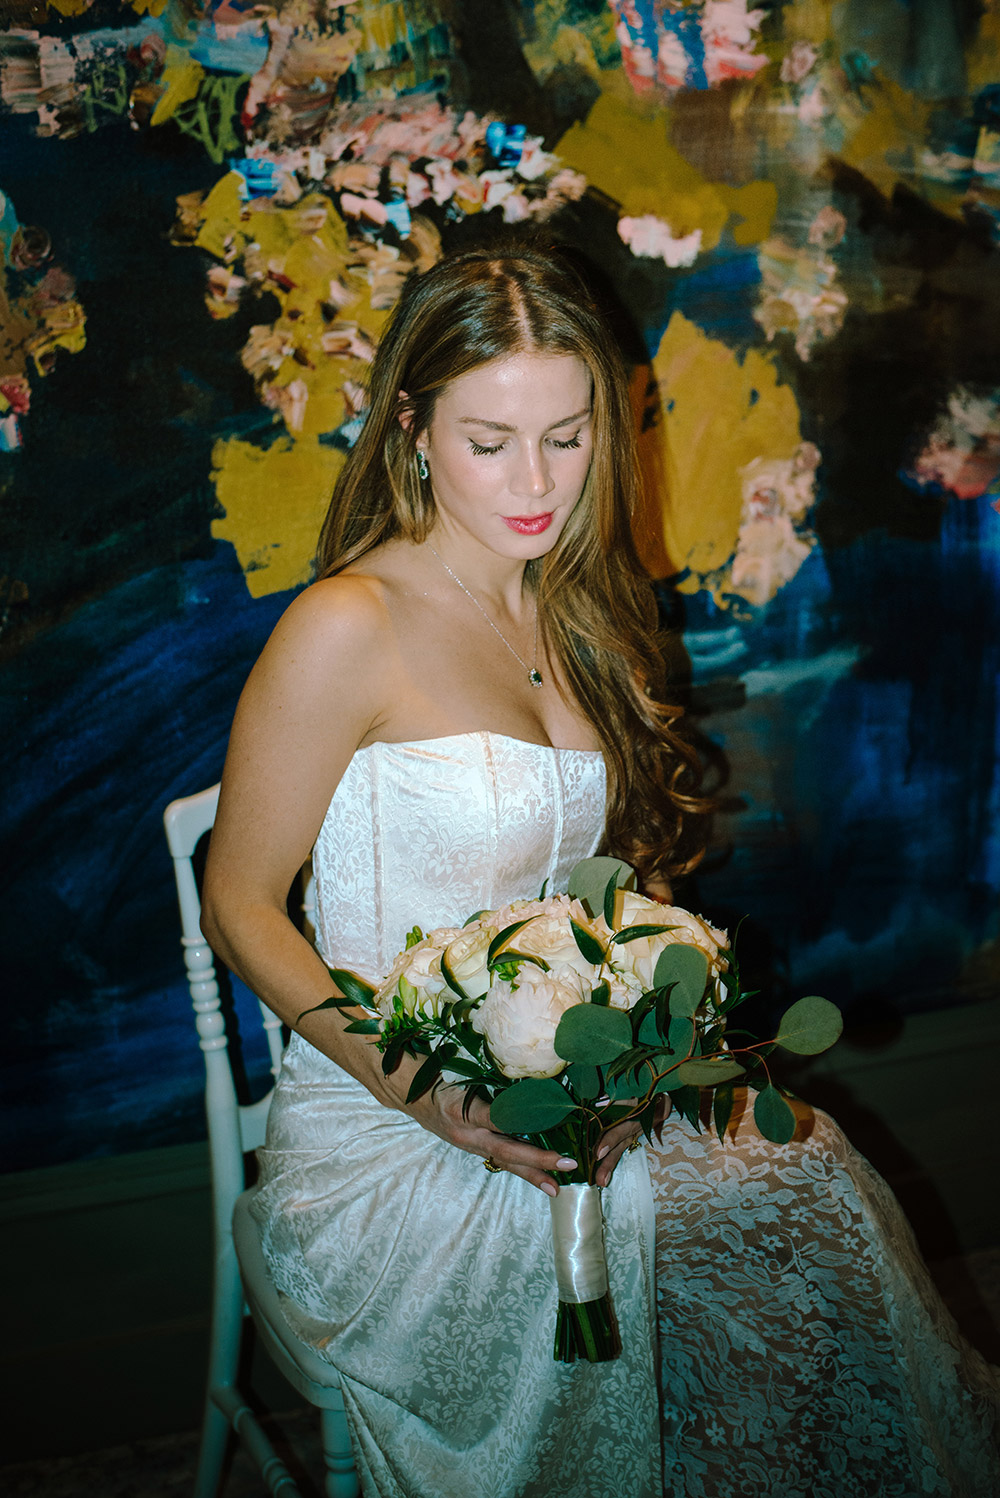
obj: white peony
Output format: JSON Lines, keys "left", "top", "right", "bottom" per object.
{"left": 597, "top": 891, "right": 728, "bottom": 994}
{"left": 472, "top": 962, "right": 591, "bottom": 1079}
{"left": 375, "top": 927, "right": 459, "bottom": 1019}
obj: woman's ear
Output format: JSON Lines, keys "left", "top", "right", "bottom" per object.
{"left": 398, "top": 390, "right": 429, "bottom": 452}
{"left": 397, "top": 390, "right": 413, "bottom": 434}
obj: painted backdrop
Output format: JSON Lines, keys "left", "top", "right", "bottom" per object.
{"left": 2, "top": 0, "right": 999, "bottom": 1170}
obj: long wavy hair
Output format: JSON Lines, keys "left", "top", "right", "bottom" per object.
{"left": 317, "top": 238, "right": 709, "bottom": 884}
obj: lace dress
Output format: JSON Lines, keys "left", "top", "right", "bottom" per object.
{"left": 250, "top": 732, "right": 999, "bottom": 1498}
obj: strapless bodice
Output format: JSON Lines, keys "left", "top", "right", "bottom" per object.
{"left": 311, "top": 730, "right": 606, "bottom": 983}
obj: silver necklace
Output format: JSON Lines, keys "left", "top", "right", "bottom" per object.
{"left": 428, "top": 545, "right": 543, "bottom": 688}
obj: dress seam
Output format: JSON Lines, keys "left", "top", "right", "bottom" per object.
{"left": 481, "top": 731, "right": 499, "bottom": 912}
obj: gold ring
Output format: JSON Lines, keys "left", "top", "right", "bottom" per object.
{"left": 627, "top": 1136, "right": 642, "bottom": 1153}
{"left": 483, "top": 1156, "right": 503, "bottom": 1173}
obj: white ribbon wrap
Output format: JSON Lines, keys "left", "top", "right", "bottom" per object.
{"left": 548, "top": 1183, "right": 609, "bottom": 1303}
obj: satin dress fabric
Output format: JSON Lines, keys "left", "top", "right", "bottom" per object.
{"left": 250, "top": 732, "right": 999, "bottom": 1498}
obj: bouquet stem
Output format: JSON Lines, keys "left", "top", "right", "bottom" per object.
{"left": 554, "top": 1292, "right": 621, "bottom": 1363}
{"left": 548, "top": 1181, "right": 621, "bottom": 1363}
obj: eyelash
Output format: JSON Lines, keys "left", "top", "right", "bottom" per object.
{"left": 469, "top": 435, "right": 583, "bottom": 456}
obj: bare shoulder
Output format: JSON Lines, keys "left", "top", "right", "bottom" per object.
{"left": 265, "top": 571, "right": 394, "bottom": 664}
{"left": 236, "top": 570, "right": 399, "bottom": 749}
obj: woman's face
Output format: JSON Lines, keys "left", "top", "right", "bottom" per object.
{"left": 415, "top": 348, "right": 594, "bottom": 562}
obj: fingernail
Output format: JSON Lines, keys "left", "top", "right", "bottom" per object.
{"left": 556, "top": 1157, "right": 577, "bottom": 1170}
{"left": 596, "top": 1145, "right": 609, "bottom": 1160}
{"left": 541, "top": 1181, "right": 558, "bottom": 1197}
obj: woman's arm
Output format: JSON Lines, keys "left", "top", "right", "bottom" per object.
{"left": 200, "top": 578, "right": 582, "bottom": 1194}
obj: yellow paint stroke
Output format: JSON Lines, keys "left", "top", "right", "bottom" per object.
{"left": 188, "top": 184, "right": 399, "bottom": 595}
{"left": 968, "top": 5, "right": 1000, "bottom": 94}
{"left": 150, "top": 47, "right": 204, "bottom": 128}
{"left": 556, "top": 87, "right": 776, "bottom": 250}
{"left": 211, "top": 436, "right": 346, "bottom": 598}
{"left": 837, "top": 74, "right": 933, "bottom": 203}
{"left": 633, "top": 311, "right": 804, "bottom": 600}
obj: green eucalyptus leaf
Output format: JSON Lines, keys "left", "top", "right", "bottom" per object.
{"left": 637, "top": 1007, "right": 662, "bottom": 1046}
{"left": 489, "top": 1077, "right": 575, "bottom": 1134}
{"left": 655, "top": 945, "right": 709, "bottom": 1016}
{"left": 713, "top": 1081, "right": 735, "bottom": 1142}
{"left": 554, "top": 1003, "right": 631, "bottom": 1063}
{"left": 568, "top": 856, "right": 636, "bottom": 920}
{"left": 570, "top": 918, "right": 606, "bottom": 967}
{"left": 775, "top": 995, "right": 844, "bottom": 1056}
{"left": 653, "top": 1066, "right": 689, "bottom": 1094}
{"left": 669, "top": 1015, "right": 696, "bottom": 1055}
{"left": 565, "top": 1062, "right": 602, "bottom": 1100}
{"left": 753, "top": 1084, "right": 797, "bottom": 1144}
{"left": 487, "top": 919, "right": 532, "bottom": 966}
{"left": 326, "top": 969, "right": 378, "bottom": 1008}
{"left": 674, "top": 1056, "right": 745, "bottom": 1087}
{"left": 590, "top": 980, "right": 610, "bottom": 1007}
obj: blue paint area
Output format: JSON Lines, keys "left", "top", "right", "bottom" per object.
{"left": 0, "top": 545, "right": 294, "bottom": 1169}
{"left": 686, "top": 495, "right": 1000, "bottom": 1019}
{"left": 668, "top": 6, "right": 707, "bottom": 91}
{"left": 191, "top": 21, "right": 269, "bottom": 75}
{"left": 643, "top": 246, "right": 764, "bottom": 356}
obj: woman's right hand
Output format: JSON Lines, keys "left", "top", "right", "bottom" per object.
{"left": 377, "top": 1054, "right": 577, "bottom": 1196}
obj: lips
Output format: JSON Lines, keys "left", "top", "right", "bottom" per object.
{"left": 503, "top": 513, "right": 553, "bottom": 535}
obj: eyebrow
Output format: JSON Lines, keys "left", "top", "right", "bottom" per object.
{"left": 456, "top": 407, "right": 591, "bottom": 433}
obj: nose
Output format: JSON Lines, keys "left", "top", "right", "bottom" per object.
{"left": 510, "top": 441, "right": 554, "bottom": 501}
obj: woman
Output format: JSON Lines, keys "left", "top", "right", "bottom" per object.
{"left": 202, "top": 241, "right": 998, "bottom": 1498}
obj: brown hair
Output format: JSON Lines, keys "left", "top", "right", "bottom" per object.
{"left": 316, "top": 238, "right": 708, "bottom": 884}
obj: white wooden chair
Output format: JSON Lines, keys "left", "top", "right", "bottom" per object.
{"left": 164, "top": 784, "right": 359, "bottom": 1498}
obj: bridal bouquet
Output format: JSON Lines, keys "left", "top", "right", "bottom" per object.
{"left": 301, "top": 858, "right": 842, "bottom": 1363}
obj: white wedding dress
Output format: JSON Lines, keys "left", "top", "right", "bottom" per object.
{"left": 251, "top": 732, "right": 999, "bottom": 1498}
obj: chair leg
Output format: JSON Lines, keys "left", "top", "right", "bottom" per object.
{"left": 194, "top": 1397, "right": 233, "bottom": 1498}
{"left": 320, "top": 1402, "right": 360, "bottom": 1498}
{"left": 193, "top": 1243, "right": 246, "bottom": 1498}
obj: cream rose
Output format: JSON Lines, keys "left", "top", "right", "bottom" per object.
{"left": 488, "top": 894, "right": 604, "bottom": 982}
{"left": 375, "top": 927, "right": 459, "bottom": 1019}
{"left": 598, "top": 892, "right": 728, "bottom": 994}
{"left": 442, "top": 921, "right": 493, "bottom": 999}
{"left": 472, "top": 962, "right": 590, "bottom": 1079}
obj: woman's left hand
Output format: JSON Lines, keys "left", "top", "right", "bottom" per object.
{"left": 593, "top": 1114, "right": 644, "bottom": 1187}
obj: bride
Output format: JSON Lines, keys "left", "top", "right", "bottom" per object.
{"left": 201, "top": 239, "right": 998, "bottom": 1498}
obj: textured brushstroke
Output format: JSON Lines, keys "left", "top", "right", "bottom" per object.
{"left": 608, "top": 0, "right": 768, "bottom": 94}
{"left": 0, "top": 187, "right": 85, "bottom": 449}
{"left": 618, "top": 213, "right": 702, "bottom": 266}
{"left": 904, "top": 387, "right": 1000, "bottom": 505}
{"left": 634, "top": 310, "right": 814, "bottom": 605}
{"left": 557, "top": 89, "right": 776, "bottom": 249}
{"left": 753, "top": 206, "right": 848, "bottom": 361}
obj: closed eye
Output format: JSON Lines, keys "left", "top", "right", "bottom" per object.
{"left": 469, "top": 433, "right": 583, "bottom": 456}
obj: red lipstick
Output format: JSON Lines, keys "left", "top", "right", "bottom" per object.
{"left": 503, "top": 513, "right": 553, "bottom": 535}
